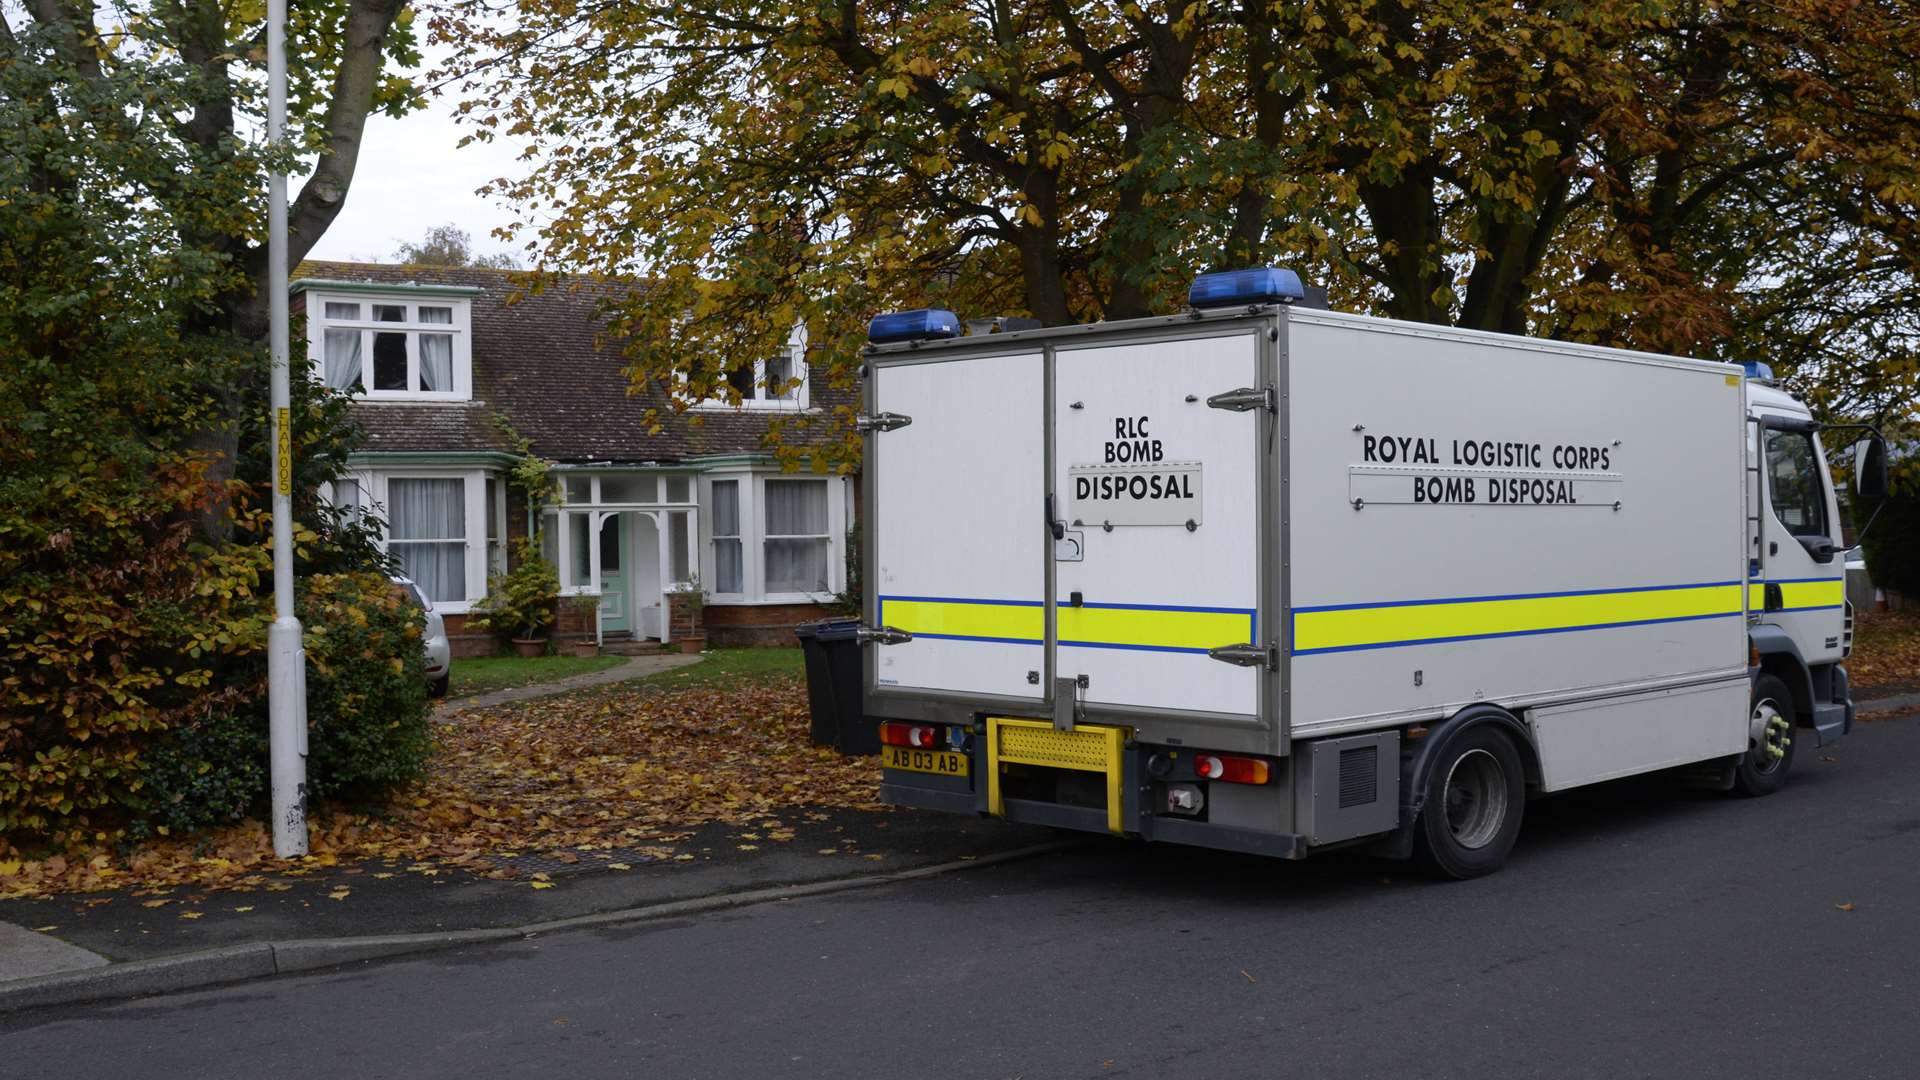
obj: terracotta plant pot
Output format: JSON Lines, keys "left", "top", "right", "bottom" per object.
{"left": 676, "top": 634, "right": 707, "bottom": 655}
{"left": 511, "top": 637, "right": 547, "bottom": 658}
{"left": 570, "top": 640, "right": 600, "bottom": 658}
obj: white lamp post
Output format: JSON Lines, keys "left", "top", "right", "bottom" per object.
{"left": 266, "top": 0, "right": 309, "bottom": 858}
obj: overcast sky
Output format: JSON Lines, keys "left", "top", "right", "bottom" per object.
{"left": 303, "top": 62, "right": 534, "bottom": 266}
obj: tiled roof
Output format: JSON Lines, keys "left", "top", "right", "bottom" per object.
{"left": 296, "top": 261, "right": 853, "bottom": 464}
{"left": 351, "top": 401, "right": 514, "bottom": 454}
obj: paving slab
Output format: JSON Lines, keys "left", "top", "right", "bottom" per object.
{"left": 0, "top": 921, "right": 107, "bottom": 983}
{"left": 434, "top": 653, "right": 702, "bottom": 717}
{"left": 0, "top": 808, "right": 1050, "bottom": 966}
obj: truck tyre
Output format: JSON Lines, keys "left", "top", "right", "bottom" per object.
{"left": 1412, "top": 725, "right": 1526, "bottom": 879}
{"left": 430, "top": 674, "right": 450, "bottom": 699}
{"left": 1734, "top": 674, "right": 1796, "bottom": 797}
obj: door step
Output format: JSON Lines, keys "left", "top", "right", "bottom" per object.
{"left": 600, "top": 638, "right": 669, "bottom": 657}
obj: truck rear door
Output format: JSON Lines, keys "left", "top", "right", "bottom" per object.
{"left": 1051, "top": 329, "right": 1269, "bottom": 727}
{"left": 870, "top": 349, "right": 1047, "bottom": 703}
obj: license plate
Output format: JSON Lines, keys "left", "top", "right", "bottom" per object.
{"left": 880, "top": 745, "right": 970, "bottom": 777}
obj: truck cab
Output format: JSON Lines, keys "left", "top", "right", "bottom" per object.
{"left": 1746, "top": 378, "right": 1855, "bottom": 754}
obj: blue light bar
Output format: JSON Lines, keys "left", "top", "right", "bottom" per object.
{"left": 1741, "top": 360, "right": 1775, "bottom": 382}
{"left": 1188, "top": 267, "right": 1306, "bottom": 309}
{"left": 868, "top": 308, "right": 961, "bottom": 344}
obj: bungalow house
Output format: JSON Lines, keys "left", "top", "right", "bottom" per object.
{"left": 291, "top": 262, "right": 857, "bottom": 655}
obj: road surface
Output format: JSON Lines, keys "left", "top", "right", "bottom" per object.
{"left": 6, "top": 717, "right": 1919, "bottom": 1079}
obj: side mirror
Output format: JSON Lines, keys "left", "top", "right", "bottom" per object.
{"left": 1855, "top": 436, "right": 1890, "bottom": 500}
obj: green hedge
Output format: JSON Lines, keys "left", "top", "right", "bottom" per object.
{"left": 129, "top": 572, "right": 432, "bottom": 836}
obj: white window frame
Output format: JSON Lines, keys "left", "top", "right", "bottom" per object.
{"left": 710, "top": 478, "right": 746, "bottom": 597}
{"left": 305, "top": 290, "right": 475, "bottom": 402}
{"left": 689, "top": 322, "right": 812, "bottom": 412}
{"left": 762, "top": 478, "right": 833, "bottom": 596}
{"left": 699, "top": 470, "right": 849, "bottom": 605}
{"left": 330, "top": 467, "right": 493, "bottom": 613}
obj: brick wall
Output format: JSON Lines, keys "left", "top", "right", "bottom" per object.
{"left": 442, "top": 613, "right": 500, "bottom": 659}
{"left": 704, "top": 602, "right": 836, "bottom": 647}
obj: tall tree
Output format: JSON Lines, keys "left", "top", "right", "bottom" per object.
{"left": 393, "top": 223, "right": 520, "bottom": 267}
{"left": 445, "top": 0, "right": 1920, "bottom": 462}
{"left": 6, "top": 0, "right": 423, "bottom": 535}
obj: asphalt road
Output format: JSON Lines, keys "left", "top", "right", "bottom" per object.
{"left": 7, "top": 717, "right": 1920, "bottom": 1080}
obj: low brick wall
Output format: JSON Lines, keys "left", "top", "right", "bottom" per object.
{"left": 704, "top": 602, "right": 836, "bottom": 647}
{"left": 441, "top": 613, "right": 501, "bottom": 659}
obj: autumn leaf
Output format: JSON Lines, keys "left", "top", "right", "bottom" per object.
{"left": 530, "top": 881, "right": 555, "bottom": 890}
{"left": 179, "top": 911, "right": 203, "bottom": 920}
{"left": 0, "top": 672, "right": 889, "bottom": 901}
{"left": 1836, "top": 902, "right": 1857, "bottom": 912}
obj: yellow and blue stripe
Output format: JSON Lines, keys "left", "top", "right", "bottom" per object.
{"left": 878, "top": 595, "right": 1257, "bottom": 655}
{"left": 1292, "top": 580, "right": 1746, "bottom": 656}
{"left": 1746, "top": 576, "right": 1845, "bottom": 613}
{"left": 884, "top": 576, "right": 1840, "bottom": 660}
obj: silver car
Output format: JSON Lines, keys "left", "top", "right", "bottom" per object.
{"left": 393, "top": 577, "right": 452, "bottom": 697}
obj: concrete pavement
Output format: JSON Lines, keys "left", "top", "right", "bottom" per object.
{"left": 433, "top": 652, "right": 703, "bottom": 716}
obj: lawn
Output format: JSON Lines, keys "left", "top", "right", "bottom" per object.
{"left": 448, "top": 654, "right": 627, "bottom": 698}
{"left": 636, "top": 647, "right": 804, "bottom": 688}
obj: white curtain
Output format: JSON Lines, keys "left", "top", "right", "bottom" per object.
{"left": 712, "top": 481, "right": 742, "bottom": 593}
{"left": 419, "top": 333, "right": 452, "bottom": 392}
{"left": 322, "top": 329, "right": 362, "bottom": 391}
{"left": 764, "top": 480, "right": 828, "bottom": 593}
{"left": 388, "top": 478, "right": 466, "bottom": 602}
{"left": 765, "top": 480, "right": 827, "bottom": 534}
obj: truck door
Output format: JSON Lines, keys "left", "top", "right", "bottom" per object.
{"left": 1051, "top": 331, "right": 1268, "bottom": 723}
{"left": 1755, "top": 417, "right": 1846, "bottom": 665}
{"left": 870, "top": 350, "right": 1047, "bottom": 702}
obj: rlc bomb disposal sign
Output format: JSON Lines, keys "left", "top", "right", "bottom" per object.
{"left": 1347, "top": 431, "right": 1623, "bottom": 508}
{"left": 1069, "top": 416, "right": 1203, "bottom": 527}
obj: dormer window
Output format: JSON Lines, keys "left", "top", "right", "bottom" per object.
{"left": 692, "top": 322, "right": 810, "bottom": 411}
{"left": 297, "top": 281, "right": 477, "bottom": 401}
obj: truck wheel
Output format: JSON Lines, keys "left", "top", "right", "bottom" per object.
{"left": 430, "top": 675, "right": 450, "bottom": 699}
{"left": 1734, "top": 674, "right": 1796, "bottom": 797}
{"left": 1413, "top": 726, "right": 1526, "bottom": 879}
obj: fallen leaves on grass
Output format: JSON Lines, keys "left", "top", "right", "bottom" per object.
{"left": 1848, "top": 612, "right": 1920, "bottom": 691}
{"left": 1, "top": 675, "right": 885, "bottom": 900}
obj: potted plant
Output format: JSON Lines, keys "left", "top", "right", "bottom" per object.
{"left": 670, "top": 577, "right": 708, "bottom": 654}
{"left": 565, "top": 594, "right": 601, "bottom": 656}
{"left": 469, "top": 535, "right": 559, "bottom": 657}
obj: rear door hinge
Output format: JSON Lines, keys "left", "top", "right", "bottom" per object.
{"left": 856, "top": 411, "right": 913, "bottom": 434}
{"left": 1208, "top": 641, "right": 1277, "bottom": 670}
{"left": 1206, "top": 386, "right": 1274, "bottom": 413}
{"left": 857, "top": 625, "right": 914, "bottom": 646}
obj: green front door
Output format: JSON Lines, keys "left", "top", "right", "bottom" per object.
{"left": 599, "top": 514, "right": 631, "bottom": 634}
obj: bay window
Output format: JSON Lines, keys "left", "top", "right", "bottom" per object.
{"left": 702, "top": 472, "right": 848, "bottom": 603}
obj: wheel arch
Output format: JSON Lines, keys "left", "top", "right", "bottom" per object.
{"left": 1379, "top": 703, "right": 1538, "bottom": 860}
{"left": 1749, "top": 624, "right": 1814, "bottom": 724}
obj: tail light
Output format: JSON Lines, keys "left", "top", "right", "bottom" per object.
{"left": 1193, "top": 754, "right": 1270, "bottom": 784}
{"left": 880, "top": 722, "right": 943, "bottom": 749}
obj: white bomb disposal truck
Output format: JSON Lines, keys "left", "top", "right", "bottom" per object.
{"left": 859, "top": 268, "right": 1888, "bottom": 877}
